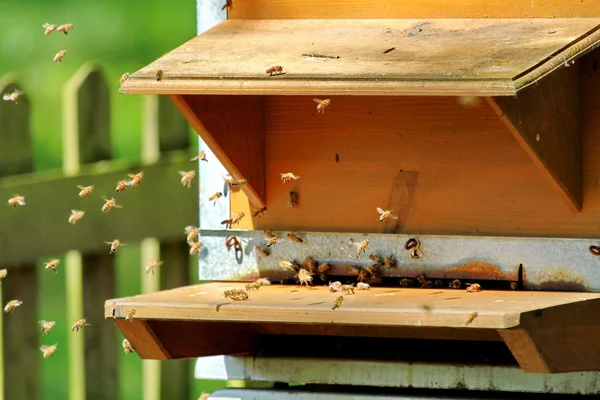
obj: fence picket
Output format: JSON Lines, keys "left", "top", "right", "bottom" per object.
{"left": 0, "top": 76, "right": 38, "bottom": 400}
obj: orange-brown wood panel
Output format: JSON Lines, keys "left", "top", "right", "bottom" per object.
{"left": 228, "top": 0, "right": 600, "bottom": 19}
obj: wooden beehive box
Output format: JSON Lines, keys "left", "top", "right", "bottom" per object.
{"left": 106, "top": 1, "right": 600, "bottom": 377}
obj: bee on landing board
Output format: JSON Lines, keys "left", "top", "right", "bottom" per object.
{"left": 155, "top": 69, "right": 164, "bottom": 81}
{"left": 77, "top": 185, "right": 94, "bottom": 198}
{"left": 119, "top": 73, "right": 130, "bottom": 85}
{"left": 465, "top": 312, "right": 478, "bottom": 326}
{"left": 179, "top": 170, "right": 196, "bottom": 188}
{"left": 125, "top": 309, "right": 136, "bottom": 322}
{"left": 341, "top": 284, "right": 355, "bottom": 295}
{"left": 7, "top": 195, "right": 25, "bottom": 207}
{"left": 287, "top": 233, "right": 303, "bottom": 243}
{"left": 223, "top": 288, "right": 249, "bottom": 301}
{"left": 189, "top": 241, "right": 204, "bottom": 256}
{"left": 44, "top": 259, "right": 60, "bottom": 273}
{"left": 279, "top": 260, "right": 299, "bottom": 273}
{"left": 123, "top": 339, "right": 134, "bottom": 354}
{"left": 376, "top": 208, "right": 398, "bottom": 223}
{"left": 3, "top": 89, "right": 24, "bottom": 103}
{"left": 296, "top": 268, "right": 313, "bottom": 286}
{"left": 101, "top": 197, "right": 123, "bottom": 213}
{"left": 383, "top": 256, "right": 396, "bottom": 268}
{"left": 466, "top": 283, "right": 482, "bottom": 293}
{"left": 332, "top": 296, "right": 344, "bottom": 310}
{"left": 356, "top": 282, "right": 370, "bottom": 290}
{"left": 0, "top": 269, "right": 7, "bottom": 281}
{"left": 68, "top": 210, "right": 85, "bottom": 225}
{"left": 40, "top": 344, "right": 58, "bottom": 358}
{"left": 280, "top": 172, "right": 300, "bottom": 183}
{"left": 265, "top": 65, "right": 284, "bottom": 76}
{"left": 246, "top": 278, "right": 270, "bottom": 291}
{"left": 4, "top": 299, "right": 23, "bottom": 313}
{"left": 39, "top": 320, "right": 56, "bottom": 336}
{"left": 354, "top": 240, "right": 369, "bottom": 256}
{"left": 313, "top": 98, "right": 331, "bottom": 114}
{"left": 105, "top": 239, "right": 126, "bottom": 254}
{"left": 305, "top": 256, "right": 316, "bottom": 273}
{"left": 255, "top": 245, "right": 270, "bottom": 257}
{"left": 42, "top": 23, "right": 57, "bottom": 35}
{"left": 191, "top": 151, "right": 208, "bottom": 162}
{"left": 369, "top": 255, "right": 383, "bottom": 266}
{"left": 53, "top": 50, "right": 67, "bottom": 63}
{"left": 145, "top": 259, "right": 164, "bottom": 275}
{"left": 328, "top": 281, "right": 342, "bottom": 292}
{"left": 71, "top": 318, "right": 91, "bottom": 332}
{"left": 126, "top": 171, "right": 144, "bottom": 187}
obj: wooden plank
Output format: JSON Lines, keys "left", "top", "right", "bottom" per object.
{"left": 0, "top": 76, "right": 38, "bottom": 400}
{"left": 487, "top": 65, "right": 582, "bottom": 212}
{"left": 113, "top": 319, "right": 169, "bottom": 360}
{"left": 227, "top": 0, "right": 600, "bottom": 19}
{"left": 497, "top": 329, "right": 551, "bottom": 373}
{"left": 120, "top": 19, "right": 600, "bottom": 96}
{"left": 171, "top": 94, "right": 266, "bottom": 208}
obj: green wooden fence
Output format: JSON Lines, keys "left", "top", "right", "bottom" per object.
{"left": 0, "top": 63, "right": 225, "bottom": 400}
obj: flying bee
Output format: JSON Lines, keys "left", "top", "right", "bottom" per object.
{"left": 225, "top": 236, "right": 242, "bottom": 252}
{"left": 53, "top": 50, "right": 67, "bottom": 63}
{"left": 68, "top": 209, "right": 85, "bottom": 225}
{"left": 280, "top": 172, "right": 300, "bottom": 183}
{"left": 119, "top": 73, "right": 130, "bottom": 84}
{"left": 305, "top": 256, "right": 316, "bottom": 273}
{"left": 466, "top": 312, "right": 478, "bottom": 326}
{"left": 332, "top": 296, "right": 344, "bottom": 310}
{"left": 4, "top": 299, "right": 23, "bottom": 313}
{"left": 126, "top": 171, "right": 144, "bottom": 187}
{"left": 383, "top": 256, "right": 396, "bottom": 268}
{"left": 341, "top": 284, "right": 355, "bottom": 295}
{"left": 39, "top": 320, "right": 56, "bottom": 335}
{"left": 255, "top": 246, "right": 270, "bottom": 257}
{"left": 42, "top": 23, "right": 58, "bottom": 35}
{"left": 105, "top": 239, "right": 126, "bottom": 254}
{"left": 101, "top": 196, "right": 123, "bottom": 213}
{"left": 156, "top": 69, "right": 164, "bottom": 81}
{"left": 125, "top": 309, "right": 136, "bottom": 322}
{"left": 279, "top": 260, "right": 299, "bottom": 272}
{"left": 71, "top": 318, "right": 90, "bottom": 332}
{"left": 313, "top": 98, "right": 331, "bottom": 114}
{"left": 123, "top": 339, "right": 134, "bottom": 354}
{"left": 221, "top": 212, "right": 245, "bottom": 229}
{"left": 40, "top": 344, "right": 58, "bottom": 358}
{"left": 229, "top": 178, "right": 247, "bottom": 189}
{"left": 356, "top": 282, "right": 370, "bottom": 290}
{"left": 0, "top": 269, "right": 7, "bottom": 280}
{"left": 44, "top": 259, "right": 60, "bottom": 273}
{"left": 466, "top": 283, "right": 482, "bottom": 293}
{"left": 266, "top": 65, "right": 284, "bottom": 76}
{"left": 208, "top": 192, "right": 222, "bottom": 205}
{"left": 115, "top": 180, "right": 128, "bottom": 192}
{"left": 57, "top": 23, "right": 74, "bottom": 34}
{"left": 179, "top": 170, "right": 196, "bottom": 188}
{"left": 77, "top": 185, "right": 94, "bottom": 197}
{"left": 287, "top": 233, "right": 303, "bottom": 243}
{"left": 3, "top": 89, "right": 24, "bottom": 103}
{"left": 252, "top": 207, "right": 267, "bottom": 218}
{"left": 288, "top": 191, "right": 299, "bottom": 208}
{"left": 296, "top": 268, "right": 313, "bottom": 286}
{"left": 369, "top": 255, "right": 383, "bottom": 266}
{"left": 191, "top": 151, "right": 208, "bottom": 162}
{"left": 7, "top": 195, "right": 25, "bottom": 207}
{"left": 189, "top": 241, "right": 203, "bottom": 256}
{"left": 145, "top": 259, "right": 164, "bottom": 275}
{"left": 450, "top": 279, "right": 462, "bottom": 289}
{"left": 376, "top": 207, "right": 398, "bottom": 223}
{"left": 354, "top": 239, "right": 369, "bottom": 256}
{"left": 184, "top": 226, "right": 200, "bottom": 244}
{"left": 328, "top": 281, "right": 342, "bottom": 292}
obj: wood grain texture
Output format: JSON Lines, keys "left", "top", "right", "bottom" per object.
{"left": 488, "top": 65, "right": 582, "bottom": 212}
{"left": 227, "top": 0, "right": 600, "bottom": 19}
{"left": 498, "top": 329, "right": 551, "bottom": 373}
{"left": 113, "top": 319, "right": 169, "bottom": 360}
{"left": 120, "top": 19, "right": 600, "bottom": 96}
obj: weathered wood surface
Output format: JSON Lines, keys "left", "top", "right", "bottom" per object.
{"left": 120, "top": 19, "right": 600, "bottom": 96}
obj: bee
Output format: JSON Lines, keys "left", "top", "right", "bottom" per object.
{"left": 7, "top": 195, "right": 25, "bottom": 207}
{"left": 341, "top": 284, "right": 355, "bottom": 295}
{"left": 101, "top": 196, "right": 123, "bottom": 213}
{"left": 305, "top": 256, "right": 316, "bottom": 273}
{"left": 255, "top": 278, "right": 271, "bottom": 286}
{"left": 245, "top": 282, "right": 260, "bottom": 291}
{"left": 179, "top": 170, "right": 196, "bottom": 188}
{"left": 354, "top": 239, "right": 369, "bottom": 256}
{"left": 230, "top": 178, "right": 247, "bottom": 188}
{"left": 191, "top": 151, "right": 208, "bottom": 162}
{"left": 252, "top": 207, "right": 267, "bottom": 218}
{"left": 509, "top": 282, "right": 518, "bottom": 290}
{"left": 39, "top": 320, "right": 56, "bottom": 335}
{"left": 369, "top": 255, "right": 383, "bottom": 266}
{"left": 225, "top": 236, "right": 242, "bottom": 251}
{"left": 42, "top": 23, "right": 58, "bottom": 35}
{"left": 190, "top": 241, "right": 204, "bottom": 256}
{"left": 123, "top": 339, "right": 134, "bottom": 354}
{"left": 280, "top": 172, "right": 300, "bottom": 183}
{"left": 313, "top": 98, "right": 331, "bottom": 114}
{"left": 68, "top": 209, "right": 85, "bottom": 225}
{"left": 383, "top": 256, "right": 396, "bottom": 268}
{"left": 450, "top": 279, "right": 462, "bottom": 289}
{"left": 376, "top": 207, "right": 398, "bottom": 223}
{"left": 466, "top": 283, "right": 482, "bottom": 293}
{"left": 223, "top": 289, "right": 249, "bottom": 301}
{"left": 71, "top": 318, "right": 91, "bottom": 332}
{"left": 366, "top": 265, "right": 379, "bottom": 276}
{"left": 3, "top": 89, "right": 24, "bottom": 103}
{"left": 44, "top": 259, "right": 60, "bottom": 273}
{"left": 296, "top": 268, "right": 313, "bottom": 286}
{"left": 115, "top": 180, "right": 128, "bottom": 192}
{"left": 317, "top": 263, "right": 331, "bottom": 274}
{"left": 199, "top": 393, "right": 210, "bottom": 400}
{"left": 288, "top": 191, "right": 299, "bottom": 208}
{"left": 328, "top": 281, "right": 342, "bottom": 292}
{"left": 125, "top": 310, "right": 136, "bottom": 322}
{"left": 400, "top": 278, "right": 414, "bottom": 287}
{"left": 145, "top": 259, "right": 164, "bottom": 275}
{"left": 0, "top": 269, "right": 7, "bottom": 280}
{"left": 119, "top": 73, "right": 130, "bottom": 84}
{"left": 356, "top": 282, "right": 370, "bottom": 290}
{"left": 40, "top": 344, "right": 58, "bottom": 358}
{"left": 465, "top": 312, "right": 478, "bottom": 326}
{"left": 416, "top": 274, "right": 427, "bottom": 285}
{"left": 421, "top": 280, "right": 433, "bottom": 288}
{"left": 77, "top": 185, "right": 94, "bottom": 197}
{"left": 184, "top": 226, "right": 200, "bottom": 244}
{"left": 156, "top": 69, "right": 164, "bottom": 81}
{"left": 208, "top": 192, "right": 222, "bottom": 205}
{"left": 279, "top": 260, "right": 299, "bottom": 272}
{"left": 4, "top": 299, "right": 23, "bottom": 313}
{"left": 357, "top": 269, "right": 369, "bottom": 282}
{"left": 221, "top": 212, "right": 245, "bottom": 229}
{"left": 126, "top": 171, "right": 144, "bottom": 187}
{"left": 105, "top": 239, "right": 126, "bottom": 254}
{"left": 266, "top": 65, "right": 284, "bottom": 76}
{"left": 255, "top": 246, "right": 270, "bottom": 257}
{"left": 56, "top": 23, "right": 73, "bottom": 34}
{"left": 265, "top": 232, "right": 283, "bottom": 248}
{"left": 53, "top": 50, "right": 67, "bottom": 63}
{"left": 287, "top": 233, "right": 303, "bottom": 243}
{"left": 332, "top": 296, "right": 344, "bottom": 310}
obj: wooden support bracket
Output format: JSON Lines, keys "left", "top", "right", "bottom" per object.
{"left": 486, "top": 65, "right": 582, "bottom": 213}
